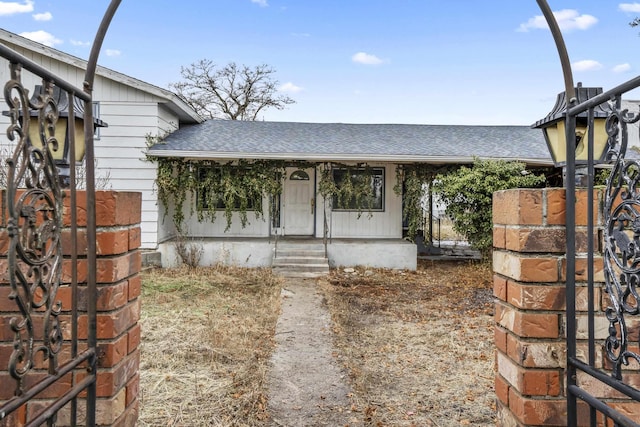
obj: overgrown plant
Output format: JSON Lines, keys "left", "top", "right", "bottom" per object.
{"left": 432, "top": 158, "right": 546, "bottom": 257}
{"left": 173, "top": 230, "right": 204, "bottom": 268}
{"left": 149, "top": 154, "right": 286, "bottom": 232}
{"left": 393, "top": 164, "right": 452, "bottom": 241}
{"left": 318, "top": 163, "right": 378, "bottom": 218}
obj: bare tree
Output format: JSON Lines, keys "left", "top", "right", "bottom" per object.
{"left": 169, "top": 60, "right": 295, "bottom": 120}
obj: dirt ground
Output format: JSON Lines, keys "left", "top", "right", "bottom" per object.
{"left": 319, "top": 260, "right": 496, "bottom": 426}
{"left": 138, "top": 260, "right": 496, "bottom": 426}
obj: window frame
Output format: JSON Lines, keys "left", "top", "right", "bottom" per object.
{"left": 197, "top": 166, "right": 260, "bottom": 212}
{"left": 331, "top": 166, "right": 385, "bottom": 212}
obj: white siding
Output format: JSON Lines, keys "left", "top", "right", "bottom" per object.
{"left": 317, "top": 163, "right": 403, "bottom": 239}
{"left": 96, "top": 102, "right": 179, "bottom": 249}
{"left": 0, "top": 45, "right": 186, "bottom": 250}
{"left": 174, "top": 192, "right": 271, "bottom": 238}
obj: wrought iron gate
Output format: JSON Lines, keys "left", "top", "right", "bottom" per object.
{"left": 565, "top": 76, "right": 640, "bottom": 426}
{"left": 0, "top": 2, "right": 121, "bottom": 425}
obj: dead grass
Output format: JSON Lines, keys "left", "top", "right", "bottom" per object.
{"left": 319, "top": 260, "right": 495, "bottom": 426}
{"left": 137, "top": 261, "right": 495, "bottom": 426}
{"left": 138, "top": 266, "right": 283, "bottom": 426}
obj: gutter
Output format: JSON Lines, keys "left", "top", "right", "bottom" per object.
{"left": 145, "top": 150, "right": 554, "bottom": 167}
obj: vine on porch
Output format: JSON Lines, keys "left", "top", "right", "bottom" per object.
{"left": 318, "top": 162, "right": 378, "bottom": 218}
{"left": 152, "top": 157, "right": 286, "bottom": 232}
{"left": 393, "top": 164, "right": 453, "bottom": 241}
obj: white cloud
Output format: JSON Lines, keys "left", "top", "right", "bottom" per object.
{"left": 19, "top": 30, "right": 61, "bottom": 47}
{"left": 105, "top": 49, "right": 121, "bottom": 57}
{"left": 572, "top": 59, "right": 603, "bottom": 72}
{"left": 619, "top": 3, "right": 640, "bottom": 12}
{"left": 32, "top": 11, "right": 51, "bottom": 21}
{"left": 279, "top": 82, "right": 303, "bottom": 93}
{"left": 70, "top": 39, "right": 90, "bottom": 47}
{"left": 518, "top": 9, "right": 597, "bottom": 32}
{"left": 251, "top": 0, "right": 268, "bottom": 6}
{"left": 352, "top": 52, "right": 384, "bottom": 65}
{"left": 0, "top": 0, "right": 33, "bottom": 16}
{"left": 613, "top": 63, "right": 631, "bottom": 73}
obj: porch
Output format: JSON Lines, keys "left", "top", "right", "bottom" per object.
{"left": 156, "top": 236, "right": 418, "bottom": 270}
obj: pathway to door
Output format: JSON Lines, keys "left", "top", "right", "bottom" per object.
{"left": 267, "top": 278, "right": 353, "bottom": 426}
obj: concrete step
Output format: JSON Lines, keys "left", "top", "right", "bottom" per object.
{"left": 276, "top": 242, "right": 325, "bottom": 252}
{"left": 275, "top": 249, "right": 325, "bottom": 257}
{"left": 273, "top": 256, "right": 328, "bottom": 265}
{"left": 272, "top": 241, "right": 330, "bottom": 278}
{"left": 277, "top": 271, "right": 329, "bottom": 279}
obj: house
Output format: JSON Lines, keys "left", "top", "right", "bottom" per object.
{"left": 0, "top": 29, "right": 204, "bottom": 251}
{"left": 147, "top": 120, "right": 553, "bottom": 270}
{"left": 0, "top": 29, "right": 555, "bottom": 271}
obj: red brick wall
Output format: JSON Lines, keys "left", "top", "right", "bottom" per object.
{"left": 492, "top": 188, "right": 640, "bottom": 426}
{"left": 0, "top": 190, "right": 141, "bottom": 426}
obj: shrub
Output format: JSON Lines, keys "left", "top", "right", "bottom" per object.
{"left": 432, "top": 159, "right": 545, "bottom": 257}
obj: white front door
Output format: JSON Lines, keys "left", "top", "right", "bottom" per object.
{"left": 283, "top": 168, "right": 315, "bottom": 235}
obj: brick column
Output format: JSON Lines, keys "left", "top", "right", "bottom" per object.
{"left": 493, "top": 188, "right": 602, "bottom": 426}
{"left": 0, "top": 190, "right": 141, "bottom": 426}
{"left": 91, "top": 191, "right": 142, "bottom": 427}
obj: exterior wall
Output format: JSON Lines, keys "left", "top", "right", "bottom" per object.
{"left": 165, "top": 162, "right": 404, "bottom": 242}
{"left": 0, "top": 43, "right": 183, "bottom": 251}
{"left": 319, "top": 164, "right": 403, "bottom": 239}
{"left": 327, "top": 239, "right": 416, "bottom": 269}
{"left": 492, "top": 188, "right": 640, "bottom": 426}
{"left": 158, "top": 238, "right": 416, "bottom": 270}
{"left": 0, "top": 190, "right": 142, "bottom": 426}
{"left": 95, "top": 102, "right": 179, "bottom": 250}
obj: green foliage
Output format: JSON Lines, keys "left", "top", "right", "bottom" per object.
{"left": 432, "top": 159, "right": 546, "bottom": 256}
{"left": 393, "top": 164, "right": 452, "bottom": 241}
{"left": 149, "top": 157, "right": 286, "bottom": 232}
{"left": 318, "top": 163, "right": 378, "bottom": 218}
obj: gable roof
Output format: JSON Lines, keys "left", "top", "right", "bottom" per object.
{"left": 148, "top": 120, "right": 553, "bottom": 166}
{"left": 0, "top": 29, "right": 203, "bottom": 124}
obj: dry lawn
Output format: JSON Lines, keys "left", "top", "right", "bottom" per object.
{"left": 138, "top": 260, "right": 495, "bottom": 426}
{"left": 138, "top": 266, "right": 283, "bottom": 426}
{"left": 319, "top": 260, "right": 496, "bottom": 426}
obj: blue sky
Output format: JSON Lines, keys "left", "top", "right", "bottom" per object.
{"left": 1, "top": 1, "right": 640, "bottom": 125}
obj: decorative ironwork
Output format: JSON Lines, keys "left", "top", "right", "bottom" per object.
{"left": 602, "top": 102, "right": 640, "bottom": 379}
{"left": 4, "top": 64, "right": 65, "bottom": 396}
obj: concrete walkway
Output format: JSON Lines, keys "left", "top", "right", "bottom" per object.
{"left": 267, "top": 278, "right": 352, "bottom": 426}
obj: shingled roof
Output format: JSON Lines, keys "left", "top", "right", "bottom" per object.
{"left": 148, "top": 120, "right": 553, "bottom": 166}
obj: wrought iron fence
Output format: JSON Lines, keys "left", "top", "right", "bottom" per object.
{"left": 566, "top": 75, "right": 640, "bottom": 427}
{"left": 0, "top": 2, "right": 121, "bottom": 425}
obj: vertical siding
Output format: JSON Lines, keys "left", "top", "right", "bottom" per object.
{"left": 317, "top": 163, "right": 403, "bottom": 239}
{"left": 175, "top": 192, "right": 271, "bottom": 237}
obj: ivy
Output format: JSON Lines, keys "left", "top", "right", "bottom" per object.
{"left": 318, "top": 163, "right": 378, "bottom": 218}
{"left": 393, "top": 164, "right": 451, "bottom": 242}
{"left": 149, "top": 156, "right": 286, "bottom": 232}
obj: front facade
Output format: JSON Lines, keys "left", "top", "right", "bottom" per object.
{"left": 157, "top": 160, "right": 416, "bottom": 269}
{"left": 149, "top": 120, "right": 553, "bottom": 269}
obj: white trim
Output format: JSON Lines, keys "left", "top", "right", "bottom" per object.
{"left": 145, "top": 150, "right": 554, "bottom": 166}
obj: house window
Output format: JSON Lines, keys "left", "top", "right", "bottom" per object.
{"left": 198, "top": 167, "right": 259, "bottom": 211}
{"left": 290, "top": 170, "right": 310, "bottom": 180}
{"left": 332, "top": 167, "right": 384, "bottom": 211}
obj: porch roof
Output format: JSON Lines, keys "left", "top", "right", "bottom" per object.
{"left": 148, "top": 120, "right": 553, "bottom": 166}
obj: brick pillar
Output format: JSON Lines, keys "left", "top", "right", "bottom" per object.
{"left": 91, "top": 191, "right": 142, "bottom": 427}
{"left": 0, "top": 190, "right": 141, "bottom": 427}
{"left": 492, "top": 188, "right": 601, "bottom": 426}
